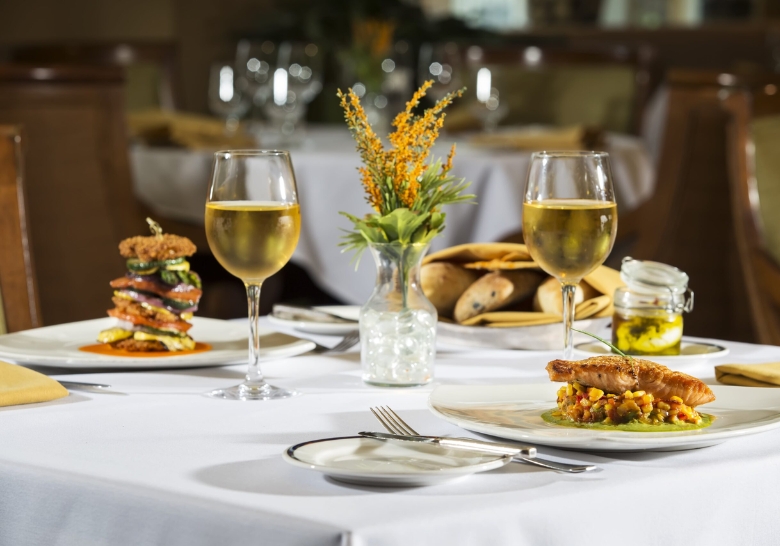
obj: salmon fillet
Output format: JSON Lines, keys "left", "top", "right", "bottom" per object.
{"left": 546, "top": 356, "right": 715, "bottom": 407}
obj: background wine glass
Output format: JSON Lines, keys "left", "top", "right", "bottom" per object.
{"left": 208, "top": 61, "right": 250, "bottom": 132}
{"left": 235, "top": 39, "right": 277, "bottom": 116}
{"left": 418, "top": 42, "right": 463, "bottom": 102}
{"left": 205, "top": 151, "right": 301, "bottom": 400}
{"left": 522, "top": 151, "right": 617, "bottom": 359}
{"left": 262, "top": 41, "right": 323, "bottom": 143}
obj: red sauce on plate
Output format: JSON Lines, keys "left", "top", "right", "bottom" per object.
{"left": 79, "top": 342, "right": 212, "bottom": 357}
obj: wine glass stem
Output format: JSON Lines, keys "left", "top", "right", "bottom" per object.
{"left": 245, "top": 282, "right": 265, "bottom": 385}
{"left": 561, "top": 282, "right": 577, "bottom": 360}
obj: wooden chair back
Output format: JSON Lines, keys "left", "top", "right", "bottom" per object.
{"left": 614, "top": 69, "right": 753, "bottom": 341}
{"left": 463, "top": 44, "right": 654, "bottom": 135}
{"left": 723, "top": 75, "right": 780, "bottom": 345}
{"left": 0, "top": 64, "right": 143, "bottom": 326}
{"left": 10, "top": 42, "right": 180, "bottom": 111}
{"left": 0, "top": 125, "right": 41, "bottom": 333}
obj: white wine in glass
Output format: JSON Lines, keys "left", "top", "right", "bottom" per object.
{"left": 205, "top": 151, "right": 301, "bottom": 400}
{"left": 523, "top": 152, "right": 617, "bottom": 359}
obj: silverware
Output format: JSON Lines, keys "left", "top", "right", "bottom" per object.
{"left": 370, "top": 405, "right": 597, "bottom": 474}
{"left": 311, "top": 331, "right": 360, "bottom": 354}
{"left": 273, "top": 304, "right": 357, "bottom": 324}
{"left": 58, "top": 380, "right": 112, "bottom": 390}
{"left": 359, "top": 431, "right": 535, "bottom": 457}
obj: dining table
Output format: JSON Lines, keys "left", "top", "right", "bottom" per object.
{"left": 130, "top": 126, "right": 654, "bottom": 304}
{"left": 2, "top": 317, "right": 779, "bottom": 546}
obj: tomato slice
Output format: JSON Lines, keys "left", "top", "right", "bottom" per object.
{"left": 107, "top": 308, "right": 192, "bottom": 333}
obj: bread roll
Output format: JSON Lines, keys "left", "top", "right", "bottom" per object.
{"left": 533, "top": 277, "right": 585, "bottom": 315}
{"left": 454, "top": 270, "right": 543, "bottom": 323}
{"left": 421, "top": 263, "right": 479, "bottom": 318}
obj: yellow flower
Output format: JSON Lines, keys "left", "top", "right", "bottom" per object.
{"left": 338, "top": 81, "right": 463, "bottom": 214}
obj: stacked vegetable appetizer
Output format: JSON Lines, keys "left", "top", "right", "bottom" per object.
{"left": 98, "top": 225, "right": 203, "bottom": 352}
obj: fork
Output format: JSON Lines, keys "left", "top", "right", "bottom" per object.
{"left": 311, "top": 331, "right": 360, "bottom": 354}
{"left": 371, "top": 406, "right": 597, "bottom": 474}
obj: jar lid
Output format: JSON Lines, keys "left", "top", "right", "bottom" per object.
{"left": 620, "top": 257, "right": 689, "bottom": 294}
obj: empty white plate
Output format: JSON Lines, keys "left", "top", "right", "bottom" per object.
{"left": 283, "top": 436, "right": 512, "bottom": 487}
{"left": 0, "top": 317, "right": 315, "bottom": 369}
{"left": 429, "top": 383, "right": 780, "bottom": 452}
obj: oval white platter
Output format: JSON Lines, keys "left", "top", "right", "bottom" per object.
{"left": 429, "top": 383, "right": 780, "bottom": 452}
{"left": 268, "top": 306, "right": 360, "bottom": 335}
{"left": 283, "top": 436, "right": 512, "bottom": 487}
{"left": 0, "top": 317, "right": 314, "bottom": 369}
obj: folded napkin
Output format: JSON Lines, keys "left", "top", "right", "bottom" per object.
{"left": 715, "top": 363, "right": 780, "bottom": 387}
{"left": 0, "top": 361, "right": 68, "bottom": 407}
{"left": 468, "top": 125, "right": 604, "bottom": 151}
{"left": 128, "top": 109, "right": 257, "bottom": 150}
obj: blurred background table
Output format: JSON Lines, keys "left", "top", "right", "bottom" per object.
{"left": 131, "top": 125, "right": 653, "bottom": 304}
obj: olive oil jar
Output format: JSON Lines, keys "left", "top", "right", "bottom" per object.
{"left": 612, "top": 258, "right": 694, "bottom": 356}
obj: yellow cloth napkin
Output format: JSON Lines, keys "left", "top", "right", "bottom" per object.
{"left": 715, "top": 362, "right": 780, "bottom": 388}
{"left": 468, "top": 125, "right": 603, "bottom": 151}
{"left": 127, "top": 109, "right": 256, "bottom": 150}
{"left": 0, "top": 361, "right": 69, "bottom": 407}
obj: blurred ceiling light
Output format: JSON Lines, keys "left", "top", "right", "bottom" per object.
{"left": 395, "top": 41, "right": 409, "bottom": 54}
{"left": 289, "top": 63, "right": 302, "bottom": 77}
{"left": 261, "top": 41, "right": 275, "bottom": 54}
{"left": 476, "top": 68, "right": 491, "bottom": 102}
{"left": 219, "top": 66, "right": 234, "bottom": 101}
{"left": 381, "top": 59, "right": 396, "bottom": 73}
{"left": 352, "top": 82, "right": 366, "bottom": 98}
{"left": 467, "top": 46, "right": 483, "bottom": 62}
{"left": 429, "top": 62, "right": 443, "bottom": 76}
{"left": 374, "top": 95, "right": 388, "bottom": 109}
{"left": 765, "top": 84, "right": 778, "bottom": 96}
{"left": 247, "top": 58, "right": 261, "bottom": 72}
{"left": 524, "top": 46, "right": 542, "bottom": 65}
{"left": 305, "top": 43, "right": 318, "bottom": 57}
{"left": 718, "top": 73, "right": 737, "bottom": 86}
{"left": 273, "top": 68, "right": 288, "bottom": 105}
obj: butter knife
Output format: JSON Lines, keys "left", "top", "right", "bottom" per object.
{"left": 359, "top": 431, "right": 536, "bottom": 458}
{"left": 272, "top": 304, "right": 357, "bottom": 324}
{"left": 58, "top": 380, "right": 117, "bottom": 393}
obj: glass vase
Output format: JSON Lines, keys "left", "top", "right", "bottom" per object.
{"left": 360, "top": 242, "right": 437, "bottom": 387}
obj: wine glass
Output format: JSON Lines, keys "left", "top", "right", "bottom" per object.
{"left": 205, "top": 151, "right": 301, "bottom": 400}
{"left": 418, "top": 42, "right": 463, "bottom": 102}
{"left": 235, "top": 40, "right": 277, "bottom": 112}
{"left": 262, "top": 42, "right": 323, "bottom": 142}
{"left": 208, "top": 62, "right": 250, "bottom": 131}
{"left": 522, "top": 152, "right": 617, "bottom": 360}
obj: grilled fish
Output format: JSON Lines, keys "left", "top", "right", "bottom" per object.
{"left": 546, "top": 356, "right": 715, "bottom": 407}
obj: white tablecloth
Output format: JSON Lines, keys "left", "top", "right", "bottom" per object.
{"left": 1, "top": 320, "right": 779, "bottom": 546}
{"left": 130, "top": 127, "right": 654, "bottom": 304}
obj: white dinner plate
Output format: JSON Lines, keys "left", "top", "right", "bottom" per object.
{"left": 0, "top": 317, "right": 315, "bottom": 369}
{"left": 437, "top": 317, "right": 611, "bottom": 350}
{"left": 283, "top": 436, "right": 512, "bottom": 487}
{"left": 429, "top": 383, "right": 780, "bottom": 452}
{"left": 574, "top": 340, "right": 729, "bottom": 364}
{"left": 268, "top": 305, "right": 360, "bottom": 335}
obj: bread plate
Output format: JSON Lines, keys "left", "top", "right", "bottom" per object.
{"left": 437, "top": 317, "right": 611, "bottom": 350}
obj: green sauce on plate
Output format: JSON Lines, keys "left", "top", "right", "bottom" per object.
{"left": 541, "top": 409, "right": 714, "bottom": 432}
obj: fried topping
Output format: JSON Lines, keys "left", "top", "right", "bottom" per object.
{"left": 118, "top": 234, "right": 196, "bottom": 262}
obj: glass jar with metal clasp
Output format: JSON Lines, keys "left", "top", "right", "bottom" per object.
{"left": 611, "top": 257, "right": 694, "bottom": 356}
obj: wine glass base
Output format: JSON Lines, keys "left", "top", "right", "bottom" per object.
{"left": 205, "top": 382, "right": 299, "bottom": 401}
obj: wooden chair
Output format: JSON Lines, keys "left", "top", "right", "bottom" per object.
{"left": 0, "top": 65, "right": 147, "bottom": 325}
{"left": 461, "top": 43, "right": 655, "bottom": 135}
{"left": 0, "top": 125, "right": 41, "bottom": 333}
{"left": 613, "top": 69, "right": 754, "bottom": 341}
{"left": 10, "top": 42, "right": 180, "bottom": 111}
{"left": 723, "top": 75, "right": 780, "bottom": 345}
